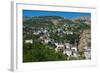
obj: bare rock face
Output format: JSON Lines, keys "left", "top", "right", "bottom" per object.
{"left": 78, "top": 29, "right": 91, "bottom": 51}
{"left": 73, "top": 16, "right": 91, "bottom": 25}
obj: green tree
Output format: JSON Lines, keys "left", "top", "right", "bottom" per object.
{"left": 23, "top": 42, "right": 68, "bottom": 62}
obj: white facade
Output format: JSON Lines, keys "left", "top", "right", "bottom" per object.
{"left": 66, "top": 31, "right": 73, "bottom": 34}
{"left": 39, "top": 36, "right": 43, "bottom": 39}
{"left": 84, "top": 51, "right": 91, "bottom": 59}
{"left": 33, "top": 31, "right": 39, "bottom": 35}
{"left": 84, "top": 47, "right": 91, "bottom": 59}
{"left": 55, "top": 43, "right": 64, "bottom": 52}
{"left": 71, "top": 47, "right": 77, "bottom": 52}
{"left": 25, "top": 39, "right": 33, "bottom": 44}
{"left": 64, "top": 43, "right": 70, "bottom": 48}
{"left": 44, "top": 39, "right": 50, "bottom": 44}
{"left": 63, "top": 50, "right": 72, "bottom": 56}
{"left": 72, "top": 52, "right": 78, "bottom": 57}
{"left": 57, "top": 44, "right": 64, "bottom": 48}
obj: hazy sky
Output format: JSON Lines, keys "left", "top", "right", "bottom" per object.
{"left": 23, "top": 10, "right": 91, "bottom": 18}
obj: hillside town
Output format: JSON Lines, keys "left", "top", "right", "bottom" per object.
{"left": 23, "top": 16, "right": 91, "bottom": 62}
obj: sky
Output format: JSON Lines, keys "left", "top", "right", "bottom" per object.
{"left": 23, "top": 10, "right": 91, "bottom": 19}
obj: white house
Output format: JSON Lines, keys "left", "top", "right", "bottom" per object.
{"left": 71, "top": 46, "right": 77, "bottom": 52}
{"left": 84, "top": 51, "right": 91, "bottom": 59}
{"left": 25, "top": 39, "right": 33, "bottom": 44}
{"left": 57, "top": 45, "right": 64, "bottom": 49}
{"left": 66, "top": 31, "right": 73, "bottom": 34}
{"left": 43, "top": 29, "right": 48, "bottom": 33}
{"left": 64, "top": 43, "right": 70, "bottom": 49}
{"left": 39, "top": 36, "right": 43, "bottom": 40}
{"left": 54, "top": 43, "right": 64, "bottom": 52}
{"left": 84, "top": 47, "right": 91, "bottom": 59}
{"left": 33, "top": 31, "right": 40, "bottom": 35}
{"left": 44, "top": 39, "right": 50, "bottom": 44}
{"left": 63, "top": 49, "right": 72, "bottom": 56}
{"left": 72, "top": 51, "right": 78, "bottom": 58}
{"left": 54, "top": 43, "right": 58, "bottom": 46}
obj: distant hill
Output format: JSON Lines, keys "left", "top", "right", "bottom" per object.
{"left": 23, "top": 16, "right": 91, "bottom": 28}
{"left": 23, "top": 16, "right": 32, "bottom": 21}
{"left": 73, "top": 16, "right": 90, "bottom": 20}
{"left": 72, "top": 16, "right": 91, "bottom": 25}
{"left": 23, "top": 16, "right": 64, "bottom": 27}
